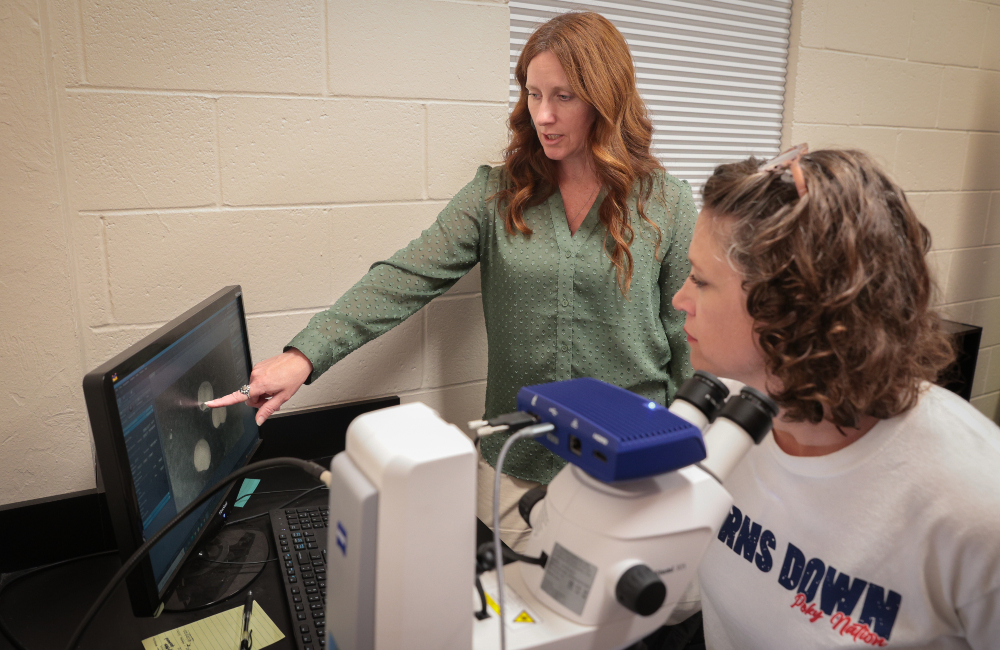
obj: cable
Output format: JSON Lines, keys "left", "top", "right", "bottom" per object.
{"left": 160, "top": 545, "right": 273, "bottom": 616}
{"left": 224, "top": 484, "right": 328, "bottom": 527}
{"left": 0, "top": 549, "right": 118, "bottom": 650}
{"left": 474, "top": 577, "right": 490, "bottom": 620}
{"left": 64, "top": 457, "right": 330, "bottom": 650}
{"left": 193, "top": 553, "right": 277, "bottom": 566}
{"left": 492, "top": 423, "right": 553, "bottom": 650}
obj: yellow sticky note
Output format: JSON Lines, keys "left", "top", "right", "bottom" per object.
{"left": 141, "top": 600, "right": 286, "bottom": 650}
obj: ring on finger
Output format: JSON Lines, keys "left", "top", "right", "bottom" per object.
{"left": 239, "top": 384, "right": 251, "bottom": 397}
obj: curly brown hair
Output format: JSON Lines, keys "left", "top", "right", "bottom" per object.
{"left": 496, "top": 12, "right": 665, "bottom": 295}
{"left": 702, "top": 149, "right": 955, "bottom": 428}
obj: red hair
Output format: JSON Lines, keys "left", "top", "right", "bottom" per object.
{"left": 495, "top": 12, "right": 666, "bottom": 295}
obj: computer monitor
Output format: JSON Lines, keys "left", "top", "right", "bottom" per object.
{"left": 83, "top": 286, "right": 260, "bottom": 616}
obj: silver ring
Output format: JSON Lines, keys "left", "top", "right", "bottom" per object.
{"left": 239, "top": 384, "right": 251, "bottom": 397}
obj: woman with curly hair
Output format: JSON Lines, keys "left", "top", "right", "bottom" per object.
{"left": 209, "top": 12, "right": 697, "bottom": 549}
{"left": 671, "top": 146, "right": 1000, "bottom": 648}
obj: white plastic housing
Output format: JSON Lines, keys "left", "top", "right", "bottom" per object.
{"left": 517, "top": 463, "right": 734, "bottom": 633}
{"left": 700, "top": 417, "right": 754, "bottom": 483}
{"left": 667, "top": 399, "right": 710, "bottom": 432}
{"left": 344, "top": 402, "right": 477, "bottom": 650}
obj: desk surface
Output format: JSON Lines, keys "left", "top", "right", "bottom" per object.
{"left": 0, "top": 461, "right": 329, "bottom": 650}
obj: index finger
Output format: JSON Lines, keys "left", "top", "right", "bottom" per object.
{"left": 204, "top": 391, "right": 249, "bottom": 408}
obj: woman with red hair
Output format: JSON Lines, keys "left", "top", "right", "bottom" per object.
{"left": 210, "top": 12, "right": 697, "bottom": 550}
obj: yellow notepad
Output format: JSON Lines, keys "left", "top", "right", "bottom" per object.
{"left": 141, "top": 600, "right": 286, "bottom": 650}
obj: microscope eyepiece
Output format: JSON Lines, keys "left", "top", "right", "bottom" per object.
{"left": 717, "top": 387, "right": 779, "bottom": 444}
{"left": 674, "top": 370, "right": 730, "bottom": 422}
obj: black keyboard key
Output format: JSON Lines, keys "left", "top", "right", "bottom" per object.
{"left": 270, "top": 508, "right": 329, "bottom": 650}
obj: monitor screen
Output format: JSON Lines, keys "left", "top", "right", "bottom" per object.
{"left": 83, "top": 286, "right": 260, "bottom": 615}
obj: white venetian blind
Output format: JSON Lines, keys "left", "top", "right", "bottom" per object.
{"left": 510, "top": 0, "right": 791, "bottom": 200}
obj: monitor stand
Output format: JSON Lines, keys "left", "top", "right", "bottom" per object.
{"left": 164, "top": 526, "right": 269, "bottom": 612}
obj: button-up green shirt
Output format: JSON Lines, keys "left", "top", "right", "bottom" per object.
{"left": 287, "top": 165, "right": 697, "bottom": 483}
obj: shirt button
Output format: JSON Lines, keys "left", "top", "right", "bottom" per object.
{"left": 561, "top": 299, "right": 569, "bottom": 307}
{"left": 565, "top": 251, "right": 572, "bottom": 258}
{"left": 560, "top": 345, "right": 568, "bottom": 352}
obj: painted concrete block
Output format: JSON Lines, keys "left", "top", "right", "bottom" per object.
{"left": 823, "top": 0, "right": 913, "bottom": 59}
{"left": 919, "top": 192, "right": 991, "bottom": 250}
{"left": 971, "top": 298, "right": 1000, "bottom": 347}
{"left": 104, "top": 208, "right": 334, "bottom": 323}
{"left": 860, "top": 58, "right": 942, "bottom": 129}
{"left": 330, "top": 0, "right": 509, "bottom": 102}
{"left": 982, "top": 8, "right": 1000, "bottom": 71}
{"left": 290, "top": 313, "right": 425, "bottom": 406}
{"left": 944, "top": 246, "right": 1000, "bottom": 303}
{"left": 87, "top": 325, "right": 161, "bottom": 369}
{"left": 427, "top": 103, "right": 508, "bottom": 199}
{"left": 447, "top": 264, "right": 482, "bottom": 296}
{"left": 938, "top": 68, "right": 1000, "bottom": 132}
{"left": 64, "top": 93, "right": 217, "bottom": 210}
{"left": 246, "top": 310, "right": 425, "bottom": 409}
{"left": 792, "top": 48, "right": 865, "bottom": 125}
{"left": 325, "top": 201, "right": 447, "bottom": 298}
{"left": 987, "top": 193, "right": 1000, "bottom": 245}
{"left": 74, "top": 216, "right": 112, "bottom": 328}
{"left": 964, "top": 133, "right": 1000, "bottom": 191}
{"left": 938, "top": 300, "right": 975, "bottom": 332}
{"left": 787, "top": 124, "right": 897, "bottom": 170}
{"left": 0, "top": 417, "right": 96, "bottom": 506}
{"left": 985, "top": 347, "right": 1000, "bottom": 394}
{"left": 926, "top": 250, "right": 952, "bottom": 303}
{"left": 51, "top": 0, "right": 83, "bottom": 86}
{"left": 797, "top": 0, "right": 828, "bottom": 49}
{"left": 971, "top": 391, "right": 999, "bottom": 423}
{"left": 972, "top": 347, "right": 990, "bottom": 397}
{"left": 424, "top": 295, "right": 488, "bottom": 388}
{"left": 400, "top": 381, "right": 488, "bottom": 435}
{"left": 909, "top": 0, "right": 989, "bottom": 67}
{"left": 218, "top": 97, "right": 424, "bottom": 205}
{"left": 894, "top": 130, "right": 968, "bottom": 192}
{"left": 82, "top": 0, "right": 324, "bottom": 93}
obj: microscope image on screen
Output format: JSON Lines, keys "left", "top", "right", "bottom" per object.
{"left": 154, "top": 339, "right": 247, "bottom": 510}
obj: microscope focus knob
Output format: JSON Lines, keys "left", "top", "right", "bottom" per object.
{"left": 615, "top": 564, "right": 666, "bottom": 616}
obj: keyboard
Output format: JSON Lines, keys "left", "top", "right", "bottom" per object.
{"left": 270, "top": 506, "right": 329, "bottom": 650}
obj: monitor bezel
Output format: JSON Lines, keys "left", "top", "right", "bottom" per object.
{"left": 82, "top": 285, "right": 259, "bottom": 616}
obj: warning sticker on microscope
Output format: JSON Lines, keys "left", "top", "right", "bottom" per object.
{"left": 540, "top": 543, "right": 597, "bottom": 615}
{"left": 479, "top": 572, "right": 542, "bottom": 626}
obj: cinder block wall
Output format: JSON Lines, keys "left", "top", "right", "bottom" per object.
{"left": 0, "top": 0, "right": 509, "bottom": 507}
{"left": 3, "top": 0, "right": 998, "bottom": 508}
{"left": 786, "top": 0, "right": 1000, "bottom": 421}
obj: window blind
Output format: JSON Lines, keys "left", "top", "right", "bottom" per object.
{"left": 510, "top": 0, "right": 792, "bottom": 200}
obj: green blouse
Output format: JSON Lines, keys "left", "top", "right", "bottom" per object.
{"left": 287, "top": 165, "right": 697, "bottom": 483}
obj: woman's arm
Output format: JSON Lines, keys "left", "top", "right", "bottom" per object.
{"left": 207, "top": 165, "right": 494, "bottom": 422}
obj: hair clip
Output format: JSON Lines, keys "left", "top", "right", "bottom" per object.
{"left": 760, "top": 143, "right": 808, "bottom": 198}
